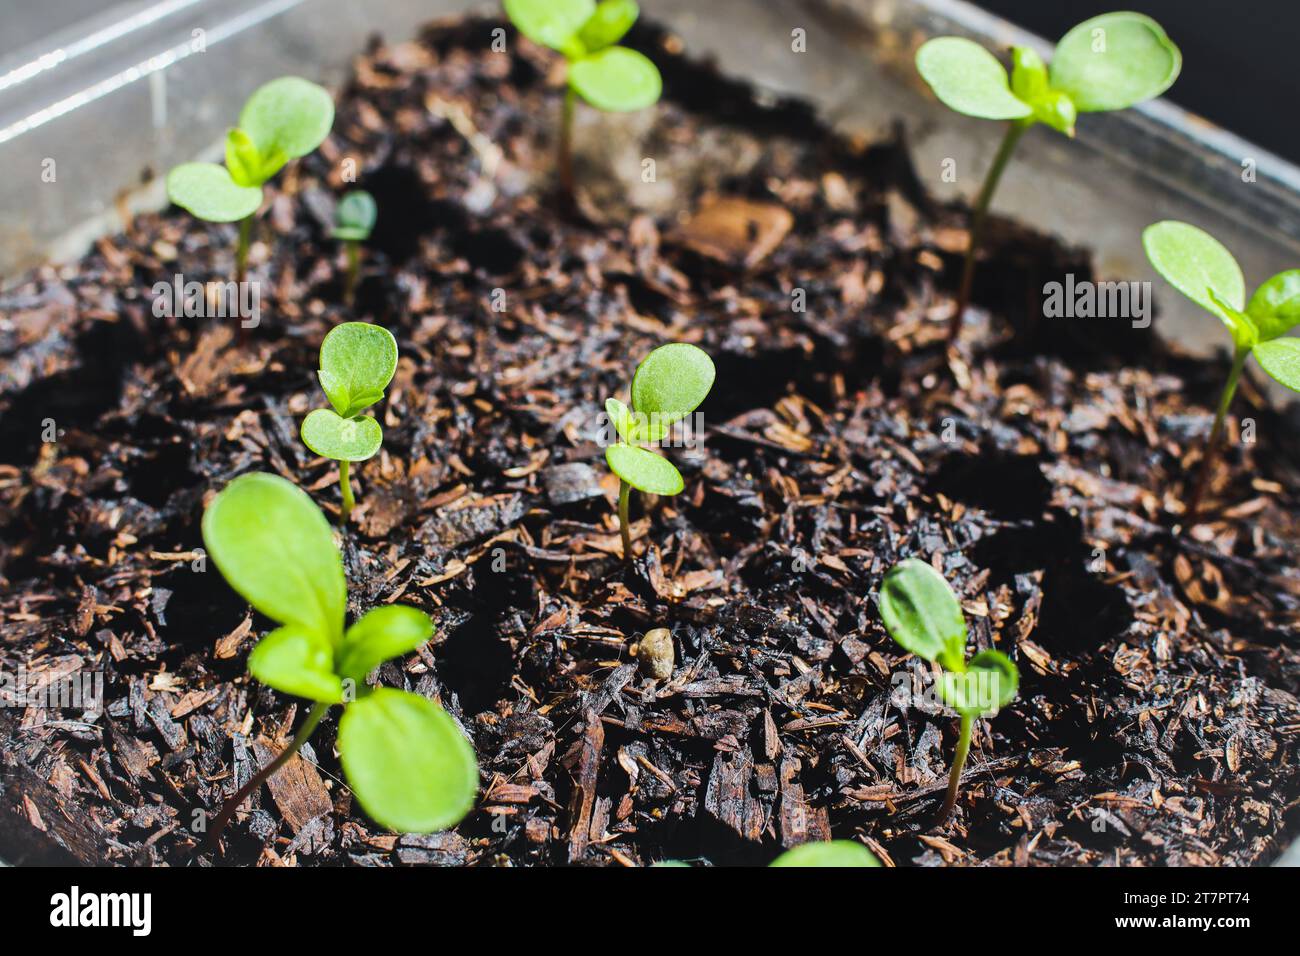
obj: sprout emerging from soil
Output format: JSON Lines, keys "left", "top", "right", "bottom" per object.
{"left": 604, "top": 343, "right": 714, "bottom": 561}
{"left": 300, "top": 321, "right": 398, "bottom": 522}
{"left": 769, "top": 841, "right": 882, "bottom": 867}
{"left": 916, "top": 13, "right": 1180, "bottom": 342}
{"left": 200, "top": 472, "right": 478, "bottom": 846}
{"left": 332, "top": 190, "right": 378, "bottom": 304}
{"left": 166, "top": 77, "right": 334, "bottom": 282}
{"left": 1143, "top": 221, "right": 1300, "bottom": 522}
{"left": 879, "top": 559, "right": 1019, "bottom": 826}
{"left": 504, "top": 0, "right": 662, "bottom": 201}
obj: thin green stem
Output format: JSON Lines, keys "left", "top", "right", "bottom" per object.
{"left": 937, "top": 712, "right": 974, "bottom": 826}
{"left": 200, "top": 701, "right": 330, "bottom": 855}
{"left": 339, "top": 459, "right": 355, "bottom": 522}
{"left": 618, "top": 479, "right": 632, "bottom": 562}
{"left": 557, "top": 87, "right": 576, "bottom": 209}
{"left": 235, "top": 215, "right": 253, "bottom": 285}
{"left": 950, "top": 121, "right": 1027, "bottom": 343}
{"left": 344, "top": 240, "right": 360, "bottom": 304}
{"left": 1185, "top": 345, "right": 1250, "bottom": 524}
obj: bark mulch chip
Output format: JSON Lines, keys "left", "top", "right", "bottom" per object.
{"left": 0, "top": 16, "right": 1297, "bottom": 867}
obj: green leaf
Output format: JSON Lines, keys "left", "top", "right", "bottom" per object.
{"left": 247, "top": 624, "right": 344, "bottom": 703}
{"left": 201, "top": 472, "right": 346, "bottom": 643}
{"left": 1246, "top": 269, "right": 1300, "bottom": 342}
{"left": 333, "top": 190, "right": 377, "bottom": 241}
{"left": 1049, "top": 12, "right": 1181, "bottom": 112}
{"left": 318, "top": 321, "right": 398, "bottom": 417}
{"left": 577, "top": 0, "right": 638, "bottom": 52}
{"left": 569, "top": 46, "right": 662, "bottom": 112}
{"left": 914, "top": 37, "right": 1032, "bottom": 121}
{"left": 301, "top": 409, "right": 383, "bottom": 462}
{"left": 166, "top": 163, "right": 263, "bottom": 223}
{"left": 225, "top": 127, "right": 286, "bottom": 188}
{"left": 605, "top": 397, "right": 634, "bottom": 443}
{"left": 939, "top": 649, "right": 1019, "bottom": 716}
{"left": 336, "top": 605, "right": 434, "bottom": 683}
{"left": 1253, "top": 338, "right": 1300, "bottom": 393}
{"left": 239, "top": 76, "right": 334, "bottom": 159}
{"left": 505, "top": 0, "right": 595, "bottom": 53}
{"left": 769, "top": 841, "right": 881, "bottom": 867}
{"left": 629, "top": 343, "right": 714, "bottom": 434}
{"left": 1009, "top": 46, "right": 1048, "bottom": 102}
{"left": 878, "top": 559, "right": 967, "bottom": 672}
{"left": 338, "top": 688, "right": 479, "bottom": 833}
{"left": 1142, "top": 221, "right": 1249, "bottom": 339}
{"left": 606, "top": 444, "right": 683, "bottom": 495}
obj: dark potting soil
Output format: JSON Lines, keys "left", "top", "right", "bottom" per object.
{"left": 0, "top": 16, "right": 1297, "bottom": 867}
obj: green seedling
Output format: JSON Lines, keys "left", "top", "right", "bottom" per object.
{"left": 167, "top": 76, "right": 334, "bottom": 282}
{"left": 769, "top": 841, "right": 881, "bottom": 867}
{"left": 332, "top": 190, "right": 377, "bottom": 304}
{"left": 504, "top": 0, "right": 662, "bottom": 201}
{"left": 916, "top": 13, "right": 1180, "bottom": 341}
{"left": 604, "top": 343, "right": 714, "bottom": 561}
{"left": 200, "top": 472, "right": 478, "bottom": 847}
{"left": 1143, "top": 221, "right": 1300, "bottom": 522}
{"left": 300, "top": 321, "right": 398, "bottom": 522}
{"left": 879, "top": 559, "right": 1019, "bottom": 826}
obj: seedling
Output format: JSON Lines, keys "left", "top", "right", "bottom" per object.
{"left": 167, "top": 76, "right": 334, "bottom": 282}
{"left": 300, "top": 322, "right": 398, "bottom": 521}
{"left": 1143, "top": 221, "right": 1300, "bottom": 522}
{"left": 200, "top": 472, "right": 478, "bottom": 846}
{"left": 604, "top": 343, "right": 714, "bottom": 561}
{"left": 879, "top": 559, "right": 1019, "bottom": 826}
{"left": 504, "top": 0, "right": 662, "bottom": 201}
{"left": 332, "top": 190, "right": 377, "bottom": 303}
{"left": 916, "top": 13, "right": 1180, "bottom": 341}
{"left": 769, "top": 841, "right": 881, "bottom": 867}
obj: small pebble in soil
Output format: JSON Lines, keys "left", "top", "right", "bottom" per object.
{"left": 636, "top": 628, "right": 675, "bottom": 681}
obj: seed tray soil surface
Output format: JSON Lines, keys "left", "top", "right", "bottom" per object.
{"left": 1, "top": 16, "right": 1298, "bottom": 867}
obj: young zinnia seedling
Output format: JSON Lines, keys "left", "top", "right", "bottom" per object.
{"left": 604, "top": 343, "right": 714, "bottom": 561}
{"left": 167, "top": 76, "right": 334, "bottom": 282}
{"left": 1143, "top": 221, "right": 1300, "bottom": 522}
{"left": 301, "top": 321, "right": 398, "bottom": 522}
{"left": 916, "top": 13, "right": 1180, "bottom": 341}
{"left": 200, "top": 472, "right": 478, "bottom": 846}
{"left": 879, "top": 559, "right": 1019, "bottom": 826}
{"left": 332, "top": 190, "right": 377, "bottom": 304}
{"left": 503, "top": 0, "right": 662, "bottom": 202}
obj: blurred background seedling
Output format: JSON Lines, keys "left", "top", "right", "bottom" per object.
{"left": 332, "top": 190, "right": 377, "bottom": 304}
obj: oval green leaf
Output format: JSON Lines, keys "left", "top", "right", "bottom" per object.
{"left": 939, "top": 648, "right": 1019, "bottom": 716}
{"left": 336, "top": 605, "right": 434, "bottom": 683}
{"left": 318, "top": 321, "right": 398, "bottom": 416}
{"left": 1142, "top": 221, "right": 1246, "bottom": 334}
{"left": 505, "top": 0, "right": 595, "bottom": 52}
{"left": 333, "top": 190, "right": 377, "bottom": 241}
{"left": 605, "top": 397, "right": 634, "bottom": 443}
{"left": 629, "top": 342, "right": 714, "bottom": 432}
{"left": 606, "top": 444, "right": 683, "bottom": 495}
{"left": 577, "top": 0, "right": 638, "bottom": 52}
{"left": 569, "top": 46, "right": 662, "bottom": 112}
{"left": 248, "top": 624, "right": 344, "bottom": 703}
{"left": 239, "top": 76, "right": 335, "bottom": 159}
{"left": 166, "top": 162, "right": 263, "bottom": 223}
{"left": 878, "top": 558, "right": 967, "bottom": 672}
{"left": 301, "top": 409, "right": 383, "bottom": 462}
{"left": 339, "top": 687, "right": 479, "bottom": 833}
{"left": 770, "top": 840, "right": 881, "bottom": 867}
{"left": 201, "top": 472, "right": 346, "bottom": 642}
{"left": 1246, "top": 269, "right": 1300, "bottom": 342}
{"left": 1253, "top": 338, "right": 1300, "bottom": 393}
{"left": 1049, "top": 12, "right": 1181, "bottom": 112}
{"left": 915, "top": 37, "right": 1032, "bottom": 121}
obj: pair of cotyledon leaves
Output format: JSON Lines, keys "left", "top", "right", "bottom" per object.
{"left": 604, "top": 343, "right": 714, "bottom": 495}
{"left": 916, "top": 12, "right": 1180, "bottom": 135}
{"left": 1143, "top": 222, "right": 1300, "bottom": 391}
{"left": 505, "top": 0, "right": 662, "bottom": 112}
{"left": 878, "top": 559, "right": 1019, "bottom": 717}
{"left": 300, "top": 322, "right": 398, "bottom": 463}
{"left": 167, "top": 77, "right": 334, "bottom": 222}
{"left": 202, "top": 472, "right": 478, "bottom": 833}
